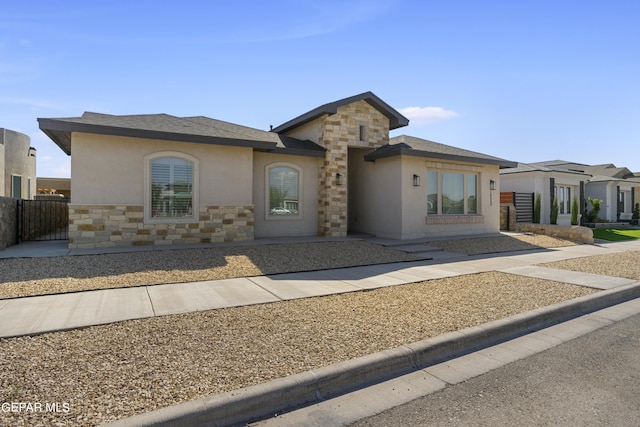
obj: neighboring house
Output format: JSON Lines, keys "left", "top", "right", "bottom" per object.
{"left": 36, "top": 177, "right": 71, "bottom": 199}
{"left": 0, "top": 128, "right": 37, "bottom": 199}
{"left": 501, "top": 160, "right": 640, "bottom": 224}
{"left": 38, "top": 92, "right": 516, "bottom": 249}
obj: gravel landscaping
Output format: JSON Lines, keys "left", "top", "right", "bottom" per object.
{"left": 0, "top": 233, "right": 619, "bottom": 426}
{"left": 428, "top": 233, "right": 575, "bottom": 255}
{"left": 0, "top": 235, "right": 574, "bottom": 300}
{"left": 0, "top": 271, "right": 596, "bottom": 427}
{"left": 543, "top": 250, "right": 640, "bottom": 280}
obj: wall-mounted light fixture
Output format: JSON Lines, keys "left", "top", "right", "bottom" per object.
{"left": 490, "top": 180, "right": 496, "bottom": 191}
{"left": 413, "top": 174, "right": 421, "bottom": 187}
{"left": 336, "top": 173, "right": 343, "bottom": 186}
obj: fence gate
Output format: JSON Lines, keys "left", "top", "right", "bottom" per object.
{"left": 17, "top": 199, "right": 70, "bottom": 242}
{"left": 514, "top": 192, "right": 534, "bottom": 223}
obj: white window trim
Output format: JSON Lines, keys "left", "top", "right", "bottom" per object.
{"left": 144, "top": 151, "right": 199, "bottom": 224}
{"left": 265, "top": 162, "right": 303, "bottom": 221}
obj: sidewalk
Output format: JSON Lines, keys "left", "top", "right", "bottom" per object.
{"left": 1, "top": 239, "right": 639, "bottom": 338}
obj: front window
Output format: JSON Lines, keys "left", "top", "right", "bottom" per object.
{"left": 442, "top": 172, "right": 464, "bottom": 214}
{"left": 554, "top": 186, "right": 573, "bottom": 214}
{"left": 268, "top": 165, "right": 300, "bottom": 217}
{"left": 427, "top": 171, "right": 479, "bottom": 215}
{"left": 144, "top": 152, "right": 198, "bottom": 223}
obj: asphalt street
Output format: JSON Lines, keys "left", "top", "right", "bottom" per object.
{"left": 350, "top": 312, "right": 640, "bottom": 427}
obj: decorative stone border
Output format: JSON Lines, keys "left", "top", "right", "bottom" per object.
{"left": 515, "top": 223, "right": 594, "bottom": 245}
{"left": 68, "top": 204, "right": 254, "bottom": 249}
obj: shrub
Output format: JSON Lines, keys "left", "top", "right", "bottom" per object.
{"left": 570, "top": 197, "right": 579, "bottom": 225}
{"left": 550, "top": 196, "right": 559, "bottom": 224}
{"left": 533, "top": 193, "right": 541, "bottom": 224}
{"left": 633, "top": 202, "right": 640, "bottom": 220}
{"left": 586, "top": 196, "right": 602, "bottom": 222}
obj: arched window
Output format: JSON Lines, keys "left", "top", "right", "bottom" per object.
{"left": 145, "top": 152, "right": 198, "bottom": 222}
{"left": 266, "top": 163, "right": 301, "bottom": 218}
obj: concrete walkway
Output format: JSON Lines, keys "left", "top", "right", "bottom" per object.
{"left": 1, "top": 238, "right": 639, "bottom": 338}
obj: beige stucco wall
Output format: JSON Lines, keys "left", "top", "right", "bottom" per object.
{"left": 71, "top": 133, "right": 253, "bottom": 206}
{"left": 252, "top": 152, "right": 320, "bottom": 238}
{"left": 348, "top": 153, "right": 502, "bottom": 239}
{"left": 348, "top": 150, "right": 402, "bottom": 237}
{"left": 69, "top": 133, "right": 255, "bottom": 248}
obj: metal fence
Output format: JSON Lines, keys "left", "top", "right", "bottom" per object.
{"left": 514, "top": 192, "right": 534, "bottom": 223}
{"left": 17, "top": 199, "right": 70, "bottom": 242}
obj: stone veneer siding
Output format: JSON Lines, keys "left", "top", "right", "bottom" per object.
{"left": 0, "top": 196, "right": 17, "bottom": 249}
{"left": 68, "top": 205, "right": 254, "bottom": 249}
{"left": 317, "top": 100, "right": 389, "bottom": 236}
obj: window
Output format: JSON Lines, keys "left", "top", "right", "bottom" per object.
{"left": 267, "top": 164, "right": 301, "bottom": 217}
{"left": 442, "top": 173, "right": 464, "bottom": 214}
{"left": 144, "top": 152, "right": 198, "bottom": 222}
{"left": 467, "top": 175, "right": 477, "bottom": 214}
{"left": 427, "top": 171, "right": 479, "bottom": 215}
{"left": 427, "top": 171, "right": 438, "bottom": 214}
{"left": 358, "top": 124, "right": 367, "bottom": 142}
{"left": 11, "top": 175, "right": 22, "bottom": 199}
{"left": 554, "top": 186, "right": 573, "bottom": 214}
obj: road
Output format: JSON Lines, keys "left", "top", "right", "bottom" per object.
{"left": 350, "top": 312, "right": 640, "bottom": 427}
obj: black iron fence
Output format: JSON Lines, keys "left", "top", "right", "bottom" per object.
{"left": 17, "top": 199, "right": 70, "bottom": 242}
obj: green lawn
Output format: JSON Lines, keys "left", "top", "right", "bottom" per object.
{"left": 593, "top": 228, "right": 640, "bottom": 241}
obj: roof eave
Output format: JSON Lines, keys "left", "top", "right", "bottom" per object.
{"left": 365, "top": 147, "right": 517, "bottom": 168}
{"left": 271, "top": 91, "right": 409, "bottom": 134}
{"left": 38, "top": 118, "right": 278, "bottom": 152}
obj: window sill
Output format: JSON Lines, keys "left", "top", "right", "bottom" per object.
{"left": 426, "top": 215, "right": 484, "bottom": 225}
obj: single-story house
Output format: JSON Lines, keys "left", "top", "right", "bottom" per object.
{"left": 501, "top": 160, "right": 640, "bottom": 224}
{"left": 1, "top": 128, "right": 37, "bottom": 199}
{"left": 39, "top": 92, "right": 516, "bottom": 249}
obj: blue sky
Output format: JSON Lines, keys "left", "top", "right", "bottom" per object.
{"left": 2, "top": 0, "right": 639, "bottom": 178}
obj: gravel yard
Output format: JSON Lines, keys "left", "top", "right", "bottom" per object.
{"left": 0, "top": 233, "right": 616, "bottom": 426}
{"left": 428, "top": 233, "right": 575, "bottom": 255}
{"left": 0, "top": 241, "right": 417, "bottom": 299}
{"left": 0, "top": 271, "right": 596, "bottom": 426}
{"left": 543, "top": 250, "right": 640, "bottom": 280}
{"left": 0, "top": 235, "right": 573, "bottom": 299}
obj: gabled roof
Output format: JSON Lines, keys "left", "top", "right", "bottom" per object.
{"left": 364, "top": 135, "right": 517, "bottom": 168}
{"left": 271, "top": 91, "right": 409, "bottom": 134}
{"left": 38, "top": 112, "right": 325, "bottom": 157}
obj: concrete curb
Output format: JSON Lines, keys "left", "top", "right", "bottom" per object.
{"left": 103, "top": 282, "right": 640, "bottom": 427}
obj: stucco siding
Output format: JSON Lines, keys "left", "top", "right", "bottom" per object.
{"left": 252, "top": 152, "right": 319, "bottom": 238}
{"left": 348, "top": 154, "right": 402, "bottom": 238}
{"left": 71, "top": 133, "right": 253, "bottom": 206}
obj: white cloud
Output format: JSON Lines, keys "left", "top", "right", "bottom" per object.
{"left": 399, "top": 106, "right": 459, "bottom": 126}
